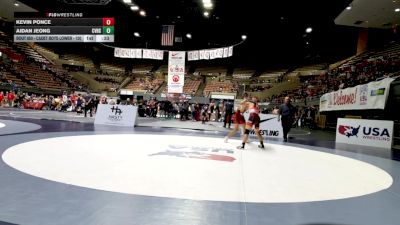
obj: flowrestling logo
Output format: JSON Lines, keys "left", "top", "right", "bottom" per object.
{"left": 149, "top": 144, "right": 236, "bottom": 162}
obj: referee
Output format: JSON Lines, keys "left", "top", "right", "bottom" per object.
{"left": 278, "top": 96, "right": 296, "bottom": 142}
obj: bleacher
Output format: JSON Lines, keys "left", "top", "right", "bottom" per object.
{"left": 293, "top": 63, "right": 327, "bottom": 76}
{"left": 125, "top": 77, "right": 164, "bottom": 93}
{"left": 61, "top": 53, "right": 95, "bottom": 69}
{"left": 100, "top": 62, "right": 125, "bottom": 74}
{"left": 203, "top": 80, "right": 237, "bottom": 96}
{"left": 156, "top": 65, "right": 168, "bottom": 74}
{"left": 0, "top": 70, "right": 30, "bottom": 88}
{"left": 0, "top": 31, "right": 25, "bottom": 62}
{"left": 259, "top": 69, "right": 288, "bottom": 82}
{"left": 132, "top": 64, "right": 153, "bottom": 74}
{"left": 232, "top": 68, "right": 255, "bottom": 80}
{"left": 267, "top": 42, "right": 400, "bottom": 105}
{"left": 14, "top": 63, "right": 68, "bottom": 90}
{"left": 162, "top": 78, "right": 201, "bottom": 95}
{"left": 194, "top": 65, "right": 227, "bottom": 76}
{"left": 14, "top": 42, "right": 50, "bottom": 64}
{"left": 46, "top": 64, "right": 85, "bottom": 90}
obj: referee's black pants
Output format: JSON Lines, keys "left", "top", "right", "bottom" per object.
{"left": 281, "top": 116, "right": 293, "bottom": 141}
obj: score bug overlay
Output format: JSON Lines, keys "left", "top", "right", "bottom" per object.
{"left": 14, "top": 14, "right": 115, "bottom": 43}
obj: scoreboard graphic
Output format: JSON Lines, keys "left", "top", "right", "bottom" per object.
{"left": 14, "top": 13, "right": 114, "bottom": 43}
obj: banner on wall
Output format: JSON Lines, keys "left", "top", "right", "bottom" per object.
{"left": 114, "top": 48, "right": 141, "bottom": 59}
{"left": 168, "top": 51, "right": 185, "bottom": 93}
{"left": 115, "top": 46, "right": 233, "bottom": 61}
{"left": 319, "top": 78, "right": 394, "bottom": 112}
{"left": 335, "top": 118, "right": 393, "bottom": 149}
{"left": 114, "top": 48, "right": 163, "bottom": 60}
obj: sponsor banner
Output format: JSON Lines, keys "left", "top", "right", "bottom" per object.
{"left": 142, "top": 49, "right": 150, "bottom": 59}
{"left": 115, "top": 47, "right": 232, "bottom": 60}
{"left": 210, "top": 49, "right": 216, "bottom": 59}
{"left": 188, "top": 47, "right": 231, "bottom": 61}
{"left": 142, "top": 49, "right": 163, "bottom": 60}
{"left": 217, "top": 48, "right": 223, "bottom": 58}
{"left": 188, "top": 50, "right": 199, "bottom": 61}
{"left": 188, "top": 51, "right": 194, "bottom": 61}
{"left": 193, "top": 51, "right": 199, "bottom": 60}
{"left": 223, "top": 48, "right": 228, "bottom": 58}
{"left": 114, "top": 47, "right": 142, "bottom": 59}
{"left": 114, "top": 48, "right": 163, "bottom": 60}
{"left": 204, "top": 50, "right": 210, "bottom": 60}
{"left": 320, "top": 78, "right": 394, "bottom": 111}
{"left": 228, "top": 46, "right": 233, "bottom": 57}
{"left": 156, "top": 50, "right": 164, "bottom": 60}
{"left": 94, "top": 104, "right": 138, "bottom": 127}
{"left": 243, "top": 113, "right": 283, "bottom": 139}
{"left": 199, "top": 50, "right": 205, "bottom": 60}
{"left": 135, "top": 49, "right": 142, "bottom": 58}
{"left": 336, "top": 118, "right": 393, "bottom": 149}
{"left": 168, "top": 51, "right": 185, "bottom": 93}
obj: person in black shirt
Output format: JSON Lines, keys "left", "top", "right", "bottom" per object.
{"left": 84, "top": 92, "right": 93, "bottom": 117}
{"left": 223, "top": 101, "right": 233, "bottom": 128}
{"left": 278, "top": 96, "right": 296, "bottom": 142}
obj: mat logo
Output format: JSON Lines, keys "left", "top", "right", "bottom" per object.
{"left": 338, "top": 125, "right": 360, "bottom": 138}
{"left": 149, "top": 145, "right": 236, "bottom": 162}
{"left": 108, "top": 106, "right": 123, "bottom": 121}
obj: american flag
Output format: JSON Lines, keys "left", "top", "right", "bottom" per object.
{"left": 161, "top": 25, "right": 174, "bottom": 46}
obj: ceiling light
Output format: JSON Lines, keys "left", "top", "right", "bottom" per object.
{"left": 346, "top": 6, "right": 352, "bottom": 10}
{"left": 204, "top": 2, "right": 213, "bottom": 8}
{"left": 130, "top": 5, "right": 139, "bottom": 11}
{"left": 134, "top": 32, "right": 140, "bottom": 37}
{"left": 203, "top": 0, "right": 211, "bottom": 3}
{"left": 122, "top": 0, "right": 130, "bottom": 3}
{"left": 204, "top": 12, "right": 209, "bottom": 17}
{"left": 306, "top": 42, "right": 309, "bottom": 45}
{"left": 14, "top": 1, "right": 19, "bottom": 6}
{"left": 395, "top": 8, "right": 400, "bottom": 12}
{"left": 306, "top": 27, "right": 313, "bottom": 33}
{"left": 139, "top": 10, "right": 146, "bottom": 16}
{"left": 186, "top": 33, "right": 192, "bottom": 39}
{"left": 241, "top": 35, "right": 247, "bottom": 40}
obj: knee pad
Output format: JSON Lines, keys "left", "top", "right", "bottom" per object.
{"left": 244, "top": 129, "right": 250, "bottom": 135}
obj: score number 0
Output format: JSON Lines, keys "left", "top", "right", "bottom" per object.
{"left": 102, "top": 18, "right": 115, "bottom": 26}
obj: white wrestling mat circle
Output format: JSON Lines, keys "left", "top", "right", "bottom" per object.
{"left": 2, "top": 134, "right": 393, "bottom": 203}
